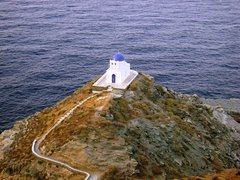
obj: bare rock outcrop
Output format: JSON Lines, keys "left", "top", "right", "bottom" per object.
{"left": 0, "top": 118, "right": 29, "bottom": 160}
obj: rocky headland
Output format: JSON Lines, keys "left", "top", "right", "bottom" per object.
{"left": 201, "top": 98, "right": 240, "bottom": 124}
{"left": 0, "top": 73, "right": 240, "bottom": 179}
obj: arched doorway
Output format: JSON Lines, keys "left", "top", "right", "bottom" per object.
{"left": 112, "top": 74, "right": 116, "bottom": 83}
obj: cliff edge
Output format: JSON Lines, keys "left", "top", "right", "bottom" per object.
{"left": 0, "top": 73, "right": 240, "bottom": 179}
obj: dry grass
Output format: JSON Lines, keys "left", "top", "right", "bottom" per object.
{"left": 0, "top": 80, "right": 96, "bottom": 179}
{"left": 177, "top": 169, "right": 240, "bottom": 180}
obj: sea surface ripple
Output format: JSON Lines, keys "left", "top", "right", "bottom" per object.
{"left": 0, "top": 0, "right": 240, "bottom": 132}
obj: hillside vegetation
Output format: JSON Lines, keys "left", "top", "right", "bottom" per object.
{"left": 0, "top": 73, "right": 239, "bottom": 179}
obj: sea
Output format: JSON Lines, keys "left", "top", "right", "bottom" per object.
{"left": 0, "top": 0, "right": 240, "bottom": 133}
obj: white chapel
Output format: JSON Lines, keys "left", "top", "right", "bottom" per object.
{"left": 93, "top": 53, "right": 138, "bottom": 90}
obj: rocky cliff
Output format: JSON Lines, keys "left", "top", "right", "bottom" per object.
{"left": 0, "top": 73, "right": 240, "bottom": 179}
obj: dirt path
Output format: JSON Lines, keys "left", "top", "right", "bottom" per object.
{"left": 32, "top": 94, "right": 99, "bottom": 180}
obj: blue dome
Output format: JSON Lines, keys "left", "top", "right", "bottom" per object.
{"left": 113, "top": 53, "right": 124, "bottom": 61}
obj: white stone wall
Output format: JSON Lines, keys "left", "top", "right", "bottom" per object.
{"left": 106, "top": 60, "right": 130, "bottom": 84}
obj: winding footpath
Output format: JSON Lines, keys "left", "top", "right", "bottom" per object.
{"left": 32, "top": 94, "right": 98, "bottom": 180}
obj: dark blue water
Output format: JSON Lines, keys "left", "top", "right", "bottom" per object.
{"left": 0, "top": 0, "right": 240, "bottom": 132}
